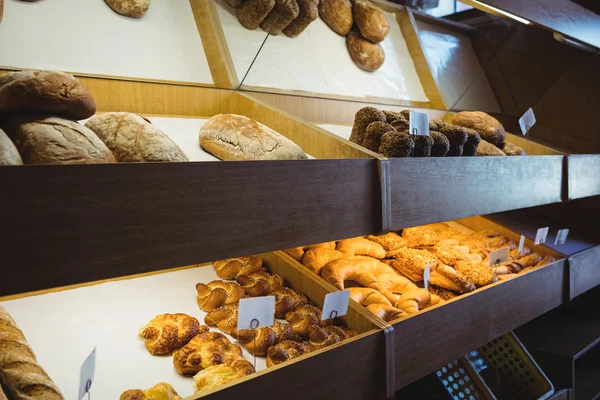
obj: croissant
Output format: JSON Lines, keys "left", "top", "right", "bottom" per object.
{"left": 284, "top": 242, "right": 336, "bottom": 262}
{"left": 120, "top": 383, "right": 181, "bottom": 400}
{"left": 231, "top": 326, "right": 276, "bottom": 356}
{"left": 284, "top": 247, "right": 305, "bottom": 261}
{"left": 285, "top": 304, "right": 322, "bottom": 338}
{"left": 139, "top": 314, "right": 203, "bottom": 355}
{"left": 266, "top": 340, "right": 313, "bottom": 368}
{"left": 365, "top": 304, "right": 405, "bottom": 322}
{"left": 173, "top": 331, "right": 243, "bottom": 376}
{"left": 193, "top": 359, "right": 255, "bottom": 393}
{"left": 394, "top": 288, "right": 431, "bottom": 314}
{"left": 212, "top": 256, "right": 264, "bottom": 280}
{"left": 320, "top": 258, "right": 380, "bottom": 291}
{"left": 349, "top": 287, "right": 391, "bottom": 306}
{"left": 430, "top": 264, "right": 476, "bottom": 293}
{"left": 391, "top": 248, "right": 438, "bottom": 282}
{"left": 302, "top": 248, "right": 346, "bottom": 274}
{"left": 354, "top": 256, "right": 418, "bottom": 299}
{"left": 236, "top": 271, "right": 283, "bottom": 297}
{"left": 307, "top": 325, "right": 354, "bottom": 349}
{"left": 196, "top": 280, "right": 245, "bottom": 311}
{"left": 204, "top": 304, "right": 239, "bottom": 335}
{"left": 337, "top": 237, "right": 386, "bottom": 258}
{"left": 269, "top": 287, "right": 308, "bottom": 318}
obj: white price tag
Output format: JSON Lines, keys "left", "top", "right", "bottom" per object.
{"left": 534, "top": 227, "right": 549, "bottom": 245}
{"left": 237, "top": 296, "right": 275, "bottom": 330}
{"left": 79, "top": 347, "right": 96, "bottom": 400}
{"left": 519, "top": 108, "right": 536, "bottom": 135}
{"left": 322, "top": 290, "right": 350, "bottom": 321}
{"left": 409, "top": 111, "right": 429, "bottom": 136}
{"left": 554, "top": 229, "right": 570, "bottom": 245}
{"left": 423, "top": 262, "right": 431, "bottom": 290}
{"left": 489, "top": 247, "right": 510, "bottom": 266}
{"left": 518, "top": 235, "right": 526, "bottom": 257}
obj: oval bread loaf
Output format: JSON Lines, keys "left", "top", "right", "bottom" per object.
{"left": 347, "top": 30, "right": 385, "bottom": 72}
{"left": 105, "top": 0, "right": 150, "bottom": 18}
{"left": 353, "top": 0, "right": 389, "bottom": 43}
{"left": 199, "top": 114, "right": 308, "bottom": 161}
{"left": 85, "top": 112, "right": 189, "bottom": 162}
{"left": 0, "top": 128, "right": 22, "bottom": 165}
{"left": 319, "top": 0, "right": 353, "bottom": 36}
{"left": 3, "top": 116, "right": 116, "bottom": 165}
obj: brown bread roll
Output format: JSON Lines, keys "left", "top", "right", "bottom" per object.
{"left": 85, "top": 112, "right": 188, "bottom": 162}
{"left": 347, "top": 30, "right": 385, "bottom": 72}
{"left": 352, "top": 0, "right": 389, "bottom": 43}
{"left": 476, "top": 140, "right": 506, "bottom": 156}
{"left": 390, "top": 117, "right": 409, "bottom": 132}
{"left": 502, "top": 142, "right": 526, "bottom": 156}
{"left": 283, "top": 0, "right": 318, "bottom": 37}
{"left": 237, "top": 0, "right": 275, "bottom": 30}
{"left": 0, "top": 129, "right": 22, "bottom": 165}
{"left": 462, "top": 127, "right": 481, "bottom": 156}
{"left": 438, "top": 124, "right": 468, "bottom": 156}
{"left": 105, "top": 0, "right": 150, "bottom": 18}
{"left": 430, "top": 131, "right": 449, "bottom": 157}
{"left": 382, "top": 110, "right": 402, "bottom": 122}
{"left": 319, "top": 0, "right": 352, "bottom": 36}
{"left": 3, "top": 116, "right": 116, "bottom": 165}
{"left": 378, "top": 131, "right": 414, "bottom": 157}
{"left": 349, "top": 107, "right": 385, "bottom": 145}
{"left": 261, "top": 0, "right": 299, "bottom": 35}
{"left": 413, "top": 134, "right": 433, "bottom": 157}
{"left": 362, "top": 121, "right": 394, "bottom": 152}
{"left": 199, "top": 114, "right": 307, "bottom": 161}
{"left": 224, "top": 0, "right": 245, "bottom": 7}
{"left": 0, "top": 70, "right": 96, "bottom": 120}
{"left": 452, "top": 111, "right": 506, "bottom": 147}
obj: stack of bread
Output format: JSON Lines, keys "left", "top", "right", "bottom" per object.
{"left": 0, "top": 69, "right": 189, "bottom": 165}
{"left": 349, "top": 107, "right": 525, "bottom": 157}
{"left": 286, "top": 222, "right": 555, "bottom": 322}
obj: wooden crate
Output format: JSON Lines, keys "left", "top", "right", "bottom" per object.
{"left": 0, "top": 251, "right": 388, "bottom": 400}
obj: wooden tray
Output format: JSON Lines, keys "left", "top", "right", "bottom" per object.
{"left": 566, "top": 155, "right": 600, "bottom": 200}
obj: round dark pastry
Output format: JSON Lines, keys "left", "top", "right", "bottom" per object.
{"left": 399, "top": 110, "right": 411, "bottom": 120}
{"left": 363, "top": 121, "right": 395, "bottom": 152}
{"left": 430, "top": 131, "right": 449, "bottom": 157}
{"left": 439, "top": 124, "right": 468, "bottom": 156}
{"left": 378, "top": 131, "right": 414, "bottom": 157}
{"left": 350, "top": 107, "right": 386, "bottom": 145}
{"left": 462, "top": 128, "right": 482, "bottom": 156}
{"left": 413, "top": 135, "right": 433, "bottom": 157}
{"left": 429, "top": 119, "right": 447, "bottom": 132}
{"left": 382, "top": 110, "right": 402, "bottom": 123}
{"left": 390, "top": 117, "right": 409, "bottom": 132}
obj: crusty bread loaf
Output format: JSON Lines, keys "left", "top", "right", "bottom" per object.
{"left": 347, "top": 30, "right": 385, "bottom": 72}
{"left": 105, "top": 0, "right": 150, "bottom": 18}
{"left": 85, "top": 112, "right": 188, "bottom": 162}
{"left": 319, "top": 0, "right": 353, "bottom": 36}
{"left": 452, "top": 111, "right": 506, "bottom": 147}
{"left": 283, "top": 0, "right": 318, "bottom": 37}
{"left": 0, "top": 128, "right": 22, "bottom": 165}
{"left": 2, "top": 116, "right": 116, "bottom": 165}
{"left": 0, "top": 70, "right": 96, "bottom": 120}
{"left": 260, "top": 0, "right": 299, "bottom": 35}
{"left": 199, "top": 114, "right": 307, "bottom": 161}
{"left": 237, "top": 0, "right": 275, "bottom": 30}
{"left": 0, "top": 306, "right": 64, "bottom": 400}
{"left": 352, "top": 0, "right": 389, "bottom": 43}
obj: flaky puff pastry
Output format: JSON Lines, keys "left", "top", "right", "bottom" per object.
{"left": 320, "top": 258, "right": 380, "bottom": 291}
{"left": 302, "top": 248, "right": 347, "bottom": 274}
{"left": 266, "top": 340, "right": 313, "bottom": 368}
{"left": 120, "top": 383, "right": 182, "bottom": 400}
{"left": 391, "top": 248, "right": 438, "bottom": 282}
{"left": 139, "top": 314, "right": 203, "bottom": 355}
{"left": 173, "top": 331, "right": 243, "bottom": 376}
{"left": 285, "top": 304, "right": 322, "bottom": 338}
{"left": 236, "top": 270, "right": 283, "bottom": 297}
{"left": 212, "top": 256, "right": 264, "bottom": 280}
{"left": 193, "top": 359, "right": 255, "bottom": 393}
{"left": 307, "top": 325, "right": 356, "bottom": 349}
{"left": 269, "top": 287, "right": 308, "bottom": 318}
{"left": 196, "top": 280, "right": 245, "bottom": 312}
{"left": 366, "top": 304, "right": 405, "bottom": 322}
{"left": 204, "top": 304, "right": 239, "bottom": 335}
{"left": 337, "top": 237, "right": 386, "bottom": 259}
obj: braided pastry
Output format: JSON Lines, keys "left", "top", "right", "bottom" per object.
{"left": 266, "top": 340, "right": 313, "bottom": 367}
{"left": 0, "top": 306, "right": 64, "bottom": 400}
{"left": 269, "top": 287, "right": 308, "bottom": 318}
{"left": 231, "top": 326, "right": 276, "bottom": 356}
{"left": 139, "top": 314, "right": 203, "bottom": 355}
{"left": 349, "top": 287, "right": 391, "bottom": 306}
{"left": 193, "top": 359, "right": 255, "bottom": 393}
{"left": 120, "top": 383, "right": 181, "bottom": 400}
{"left": 212, "top": 256, "right": 264, "bottom": 280}
{"left": 236, "top": 271, "right": 283, "bottom": 297}
{"left": 320, "top": 258, "right": 380, "bottom": 291}
{"left": 173, "top": 331, "right": 243, "bottom": 376}
{"left": 307, "top": 325, "right": 355, "bottom": 349}
{"left": 337, "top": 237, "right": 386, "bottom": 258}
{"left": 302, "top": 248, "right": 346, "bottom": 274}
{"left": 204, "top": 304, "right": 239, "bottom": 335}
{"left": 285, "top": 304, "right": 322, "bottom": 338}
{"left": 271, "top": 320, "right": 295, "bottom": 342}
{"left": 196, "top": 280, "right": 245, "bottom": 311}
{"left": 365, "top": 304, "right": 405, "bottom": 322}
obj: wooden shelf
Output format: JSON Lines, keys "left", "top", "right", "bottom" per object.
{"left": 567, "top": 155, "right": 600, "bottom": 200}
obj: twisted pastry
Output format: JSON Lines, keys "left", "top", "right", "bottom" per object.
{"left": 302, "top": 248, "right": 346, "bottom": 274}
{"left": 236, "top": 271, "right": 283, "bottom": 297}
{"left": 337, "top": 237, "right": 386, "bottom": 258}
{"left": 212, "top": 256, "right": 264, "bottom": 280}
{"left": 139, "top": 314, "right": 203, "bottom": 355}
{"left": 193, "top": 359, "right": 255, "bottom": 393}
{"left": 285, "top": 304, "right": 322, "bottom": 338}
{"left": 349, "top": 287, "right": 391, "bottom": 306}
{"left": 271, "top": 320, "right": 295, "bottom": 342}
{"left": 204, "top": 304, "right": 239, "bottom": 335}
{"left": 266, "top": 340, "right": 313, "bottom": 367}
{"left": 320, "top": 258, "right": 380, "bottom": 291}
{"left": 231, "top": 325, "right": 276, "bottom": 356}
{"left": 307, "top": 325, "right": 355, "bottom": 349}
{"left": 120, "top": 383, "right": 181, "bottom": 400}
{"left": 196, "top": 280, "right": 245, "bottom": 311}
{"left": 269, "top": 287, "right": 308, "bottom": 318}
{"left": 173, "top": 331, "right": 243, "bottom": 376}
{"left": 366, "top": 304, "right": 405, "bottom": 322}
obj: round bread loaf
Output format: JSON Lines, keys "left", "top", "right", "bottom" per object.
{"left": 199, "top": 114, "right": 307, "bottom": 161}
{"left": 105, "top": 0, "right": 150, "bottom": 18}
{"left": 347, "top": 30, "right": 385, "bottom": 72}
{"left": 3, "top": 116, "right": 115, "bottom": 165}
{"left": 452, "top": 111, "right": 506, "bottom": 147}
{"left": 85, "top": 112, "right": 188, "bottom": 162}
{"left": 319, "top": 0, "right": 353, "bottom": 36}
{"left": 0, "top": 128, "right": 22, "bottom": 165}
{"left": 0, "top": 70, "right": 96, "bottom": 120}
